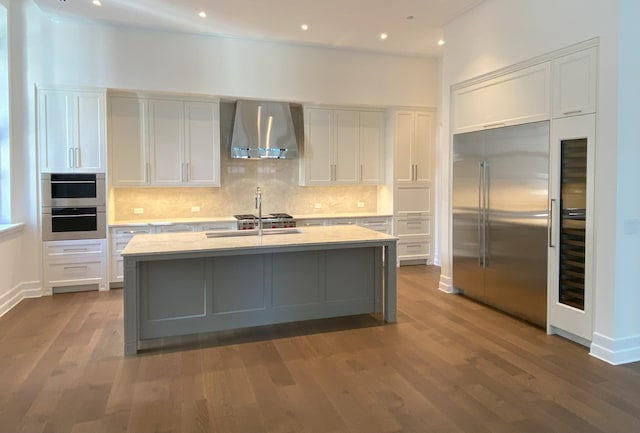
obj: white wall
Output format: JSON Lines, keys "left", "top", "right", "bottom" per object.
{"left": 440, "top": 0, "right": 640, "bottom": 364}
{"left": 38, "top": 16, "right": 439, "bottom": 108}
{"left": 0, "top": 0, "right": 44, "bottom": 315}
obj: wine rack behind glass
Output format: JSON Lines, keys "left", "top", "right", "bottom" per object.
{"left": 559, "top": 138, "right": 587, "bottom": 310}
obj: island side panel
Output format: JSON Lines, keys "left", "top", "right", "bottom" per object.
{"left": 139, "top": 258, "right": 209, "bottom": 339}
{"left": 384, "top": 240, "right": 398, "bottom": 322}
{"left": 123, "top": 255, "right": 138, "bottom": 356}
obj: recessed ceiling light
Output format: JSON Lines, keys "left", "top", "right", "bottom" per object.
{"left": 198, "top": 11, "right": 207, "bottom": 18}
{"left": 380, "top": 33, "right": 388, "bottom": 40}
{"left": 301, "top": 24, "right": 309, "bottom": 31}
{"left": 92, "top": 0, "right": 102, "bottom": 6}
{"left": 437, "top": 39, "right": 446, "bottom": 46}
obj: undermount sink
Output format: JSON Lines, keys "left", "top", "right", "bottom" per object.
{"left": 205, "top": 228, "right": 301, "bottom": 238}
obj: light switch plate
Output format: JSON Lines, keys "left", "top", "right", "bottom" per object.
{"left": 314, "top": 203, "right": 322, "bottom": 209}
{"left": 357, "top": 201, "right": 365, "bottom": 208}
{"left": 191, "top": 206, "right": 201, "bottom": 213}
{"left": 133, "top": 208, "right": 144, "bottom": 214}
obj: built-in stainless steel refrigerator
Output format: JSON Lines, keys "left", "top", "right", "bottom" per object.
{"left": 452, "top": 121, "right": 549, "bottom": 327}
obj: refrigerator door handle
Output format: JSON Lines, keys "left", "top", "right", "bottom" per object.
{"left": 549, "top": 198, "right": 556, "bottom": 248}
{"left": 478, "top": 161, "right": 484, "bottom": 267}
{"left": 483, "top": 161, "right": 489, "bottom": 268}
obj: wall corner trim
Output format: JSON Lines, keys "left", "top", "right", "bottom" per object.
{"left": 590, "top": 332, "right": 640, "bottom": 365}
{"left": 0, "top": 281, "right": 42, "bottom": 318}
{"left": 438, "top": 274, "right": 458, "bottom": 294}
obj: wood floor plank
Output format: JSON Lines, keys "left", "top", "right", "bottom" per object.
{"left": 1, "top": 265, "right": 640, "bottom": 433}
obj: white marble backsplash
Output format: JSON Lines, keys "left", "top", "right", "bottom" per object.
{"left": 112, "top": 158, "right": 379, "bottom": 221}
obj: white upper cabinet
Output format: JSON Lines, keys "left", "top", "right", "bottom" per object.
{"left": 394, "top": 110, "right": 434, "bottom": 184}
{"left": 149, "top": 99, "right": 184, "bottom": 186}
{"left": 109, "top": 93, "right": 220, "bottom": 187}
{"left": 552, "top": 47, "right": 597, "bottom": 118}
{"left": 359, "top": 110, "right": 385, "bottom": 184}
{"left": 301, "top": 106, "right": 385, "bottom": 186}
{"left": 334, "top": 109, "right": 360, "bottom": 183}
{"left": 184, "top": 101, "right": 220, "bottom": 186}
{"left": 452, "top": 63, "right": 551, "bottom": 134}
{"left": 39, "top": 88, "right": 105, "bottom": 173}
{"left": 109, "top": 96, "right": 148, "bottom": 186}
{"left": 302, "top": 107, "right": 334, "bottom": 185}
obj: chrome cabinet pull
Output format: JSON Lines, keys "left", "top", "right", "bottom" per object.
{"left": 75, "top": 147, "right": 80, "bottom": 168}
{"left": 562, "top": 109, "right": 583, "bottom": 116}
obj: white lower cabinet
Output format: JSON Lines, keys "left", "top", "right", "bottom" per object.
{"left": 357, "top": 217, "right": 392, "bottom": 234}
{"left": 297, "top": 219, "right": 326, "bottom": 227}
{"left": 198, "top": 221, "right": 236, "bottom": 232}
{"left": 154, "top": 223, "right": 197, "bottom": 233}
{"left": 109, "top": 225, "right": 153, "bottom": 284}
{"left": 43, "top": 239, "right": 107, "bottom": 294}
{"left": 395, "top": 184, "right": 433, "bottom": 264}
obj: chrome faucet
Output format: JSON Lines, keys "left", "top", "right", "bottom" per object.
{"left": 255, "top": 186, "right": 262, "bottom": 236}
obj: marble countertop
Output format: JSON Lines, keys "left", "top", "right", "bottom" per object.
{"left": 110, "top": 212, "right": 392, "bottom": 227}
{"left": 122, "top": 225, "right": 397, "bottom": 257}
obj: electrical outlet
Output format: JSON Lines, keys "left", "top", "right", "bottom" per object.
{"left": 133, "top": 208, "right": 144, "bottom": 214}
{"left": 357, "top": 201, "right": 365, "bottom": 208}
{"left": 191, "top": 206, "right": 201, "bottom": 213}
{"left": 314, "top": 203, "right": 322, "bottom": 209}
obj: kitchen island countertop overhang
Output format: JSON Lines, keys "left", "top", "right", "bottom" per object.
{"left": 122, "top": 225, "right": 398, "bottom": 355}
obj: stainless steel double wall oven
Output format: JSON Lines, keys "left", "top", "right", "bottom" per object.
{"left": 41, "top": 173, "right": 106, "bottom": 241}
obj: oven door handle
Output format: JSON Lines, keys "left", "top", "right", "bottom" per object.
{"left": 50, "top": 180, "right": 96, "bottom": 184}
{"left": 51, "top": 213, "right": 97, "bottom": 218}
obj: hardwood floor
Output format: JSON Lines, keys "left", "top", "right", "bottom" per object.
{"left": 1, "top": 265, "right": 640, "bottom": 433}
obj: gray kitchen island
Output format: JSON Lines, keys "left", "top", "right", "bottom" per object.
{"left": 122, "top": 225, "right": 397, "bottom": 355}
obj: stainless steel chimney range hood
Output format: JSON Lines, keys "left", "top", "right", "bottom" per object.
{"left": 230, "top": 99, "right": 299, "bottom": 159}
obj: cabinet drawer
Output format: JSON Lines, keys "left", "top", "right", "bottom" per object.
{"left": 111, "top": 257, "right": 124, "bottom": 282}
{"left": 112, "top": 226, "right": 152, "bottom": 237}
{"left": 396, "top": 218, "right": 431, "bottom": 236}
{"left": 45, "top": 259, "right": 105, "bottom": 285}
{"left": 44, "top": 240, "right": 106, "bottom": 258}
{"left": 358, "top": 217, "right": 391, "bottom": 234}
{"left": 198, "top": 221, "right": 236, "bottom": 232}
{"left": 112, "top": 238, "right": 133, "bottom": 254}
{"left": 396, "top": 186, "right": 431, "bottom": 214}
{"left": 398, "top": 239, "right": 431, "bottom": 258}
{"left": 297, "top": 219, "right": 326, "bottom": 227}
{"left": 328, "top": 218, "right": 357, "bottom": 226}
{"left": 155, "top": 224, "right": 196, "bottom": 233}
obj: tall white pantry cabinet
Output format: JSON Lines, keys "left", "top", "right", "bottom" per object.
{"left": 393, "top": 109, "right": 436, "bottom": 264}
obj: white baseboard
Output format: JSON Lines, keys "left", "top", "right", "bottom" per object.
{"left": 438, "top": 274, "right": 458, "bottom": 294}
{"left": 0, "top": 281, "right": 42, "bottom": 318}
{"left": 590, "top": 332, "right": 640, "bottom": 365}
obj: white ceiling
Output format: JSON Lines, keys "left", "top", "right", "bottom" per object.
{"left": 32, "top": 0, "right": 485, "bottom": 57}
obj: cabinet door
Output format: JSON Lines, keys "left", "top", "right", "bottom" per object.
{"left": 452, "top": 63, "right": 551, "bottom": 133}
{"left": 413, "top": 111, "right": 433, "bottom": 183}
{"left": 39, "top": 89, "right": 73, "bottom": 172}
{"left": 394, "top": 111, "right": 414, "bottom": 183}
{"left": 184, "top": 101, "right": 220, "bottom": 186}
{"left": 359, "top": 111, "right": 385, "bottom": 184}
{"left": 74, "top": 92, "right": 105, "bottom": 172}
{"left": 149, "top": 99, "right": 184, "bottom": 186}
{"left": 109, "top": 96, "right": 148, "bottom": 186}
{"left": 334, "top": 110, "right": 359, "bottom": 183}
{"left": 303, "top": 108, "right": 334, "bottom": 185}
{"left": 552, "top": 47, "right": 597, "bottom": 118}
